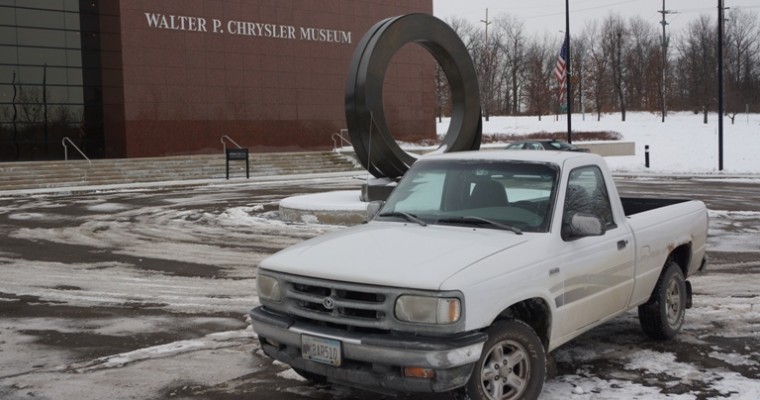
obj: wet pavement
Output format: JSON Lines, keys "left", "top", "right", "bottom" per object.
{"left": 0, "top": 174, "right": 758, "bottom": 399}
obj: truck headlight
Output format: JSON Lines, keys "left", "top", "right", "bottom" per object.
{"left": 256, "top": 275, "right": 282, "bottom": 302}
{"left": 395, "top": 295, "right": 461, "bottom": 324}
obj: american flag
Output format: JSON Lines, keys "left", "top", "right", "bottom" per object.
{"left": 554, "top": 35, "right": 569, "bottom": 103}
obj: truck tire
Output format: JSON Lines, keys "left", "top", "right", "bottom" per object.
{"left": 638, "top": 261, "right": 686, "bottom": 340}
{"left": 453, "top": 320, "right": 545, "bottom": 400}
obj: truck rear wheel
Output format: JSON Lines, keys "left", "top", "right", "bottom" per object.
{"left": 638, "top": 261, "right": 686, "bottom": 340}
{"left": 453, "top": 320, "right": 545, "bottom": 400}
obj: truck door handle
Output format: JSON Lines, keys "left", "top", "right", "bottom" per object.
{"left": 617, "top": 240, "right": 628, "bottom": 250}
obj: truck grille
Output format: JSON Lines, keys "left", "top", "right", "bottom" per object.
{"left": 257, "top": 270, "right": 466, "bottom": 335}
{"left": 273, "top": 273, "right": 395, "bottom": 330}
{"left": 292, "top": 282, "right": 386, "bottom": 318}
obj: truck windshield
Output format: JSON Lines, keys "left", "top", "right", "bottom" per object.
{"left": 378, "top": 159, "right": 559, "bottom": 232}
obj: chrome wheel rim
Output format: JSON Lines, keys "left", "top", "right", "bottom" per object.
{"left": 479, "top": 339, "right": 530, "bottom": 400}
{"left": 666, "top": 276, "right": 682, "bottom": 326}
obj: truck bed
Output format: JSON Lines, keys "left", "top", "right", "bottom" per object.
{"left": 621, "top": 197, "right": 692, "bottom": 216}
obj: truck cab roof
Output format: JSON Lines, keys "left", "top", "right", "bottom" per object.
{"left": 421, "top": 149, "right": 604, "bottom": 165}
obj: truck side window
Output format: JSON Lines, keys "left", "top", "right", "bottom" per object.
{"left": 564, "top": 166, "right": 615, "bottom": 229}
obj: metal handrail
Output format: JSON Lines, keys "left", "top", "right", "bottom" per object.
{"left": 62, "top": 137, "right": 91, "bottom": 166}
{"left": 220, "top": 134, "right": 243, "bottom": 153}
{"left": 332, "top": 129, "right": 351, "bottom": 150}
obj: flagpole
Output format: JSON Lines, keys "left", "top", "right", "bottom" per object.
{"left": 565, "top": 0, "right": 572, "bottom": 143}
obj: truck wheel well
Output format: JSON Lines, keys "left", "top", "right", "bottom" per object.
{"left": 669, "top": 244, "right": 691, "bottom": 276}
{"left": 496, "top": 298, "right": 551, "bottom": 348}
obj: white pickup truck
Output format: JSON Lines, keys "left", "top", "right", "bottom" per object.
{"left": 250, "top": 151, "right": 708, "bottom": 399}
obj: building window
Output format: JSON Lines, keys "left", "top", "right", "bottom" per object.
{"left": 0, "top": 0, "right": 102, "bottom": 161}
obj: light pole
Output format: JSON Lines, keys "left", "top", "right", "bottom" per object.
{"left": 718, "top": 0, "right": 725, "bottom": 171}
{"left": 481, "top": 8, "right": 492, "bottom": 121}
{"left": 658, "top": 0, "right": 672, "bottom": 123}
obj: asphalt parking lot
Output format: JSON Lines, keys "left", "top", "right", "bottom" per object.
{"left": 0, "top": 174, "right": 758, "bottom": 399}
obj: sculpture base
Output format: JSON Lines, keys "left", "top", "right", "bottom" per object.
{"left": 361, "top": 178, "right": 398, "bottom": 202}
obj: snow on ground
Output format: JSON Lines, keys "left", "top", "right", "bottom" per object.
{"left": 68, "top": 328, "right": 256, "bottom": 373}
{"left": 280, "top": 190, "right": 366, "bottom": 211}
{"left": 708, "top": 210, "right": 760, "bottom": 253}
{"left": 1, "top": 114, "right": 760, "bottom": 399}
{"left": 438, "top": 112, "right": 760, "bottom": 174}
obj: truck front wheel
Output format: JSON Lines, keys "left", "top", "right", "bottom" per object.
{"left": 638, "top": 261, "right": 686, "bottom": 340}
{"left": 453, "top": 320, "right": 545, "bottom": 400}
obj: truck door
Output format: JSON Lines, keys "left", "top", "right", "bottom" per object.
{"left": 556, "top": 165, "right": 635, "bottom": 336}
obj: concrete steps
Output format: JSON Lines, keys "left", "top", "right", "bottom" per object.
{"left": 0, "top": 151, "right": 361, "bottom": 191}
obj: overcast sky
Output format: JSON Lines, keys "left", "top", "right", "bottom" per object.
{"left": 432, "top": 0, "right": 759, "bottom": 37}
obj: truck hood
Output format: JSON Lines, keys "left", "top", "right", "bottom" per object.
{"left": 259, "top": 221, "right": 529, "bottom": 290}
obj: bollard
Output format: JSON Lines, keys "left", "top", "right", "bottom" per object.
{"left": 645, "top": 145, "right": 650, "bottom": 168}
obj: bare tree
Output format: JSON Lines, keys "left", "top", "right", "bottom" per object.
{"left": 675, "top": 15, "right": 717, "bottom": 123}
{"left": 495, "top": 15, "right": 525, "bottom": 115}
{"left": 522, "top": 34, "right": 555, "bottom": 120}
{"left": 434, "top": 64, "right": 450, "bottom": 122}
{"left": 473, "top": 29, "right": 503, "bottom": 121}
{"left": 570, "top": 29, "right": 591, "bottom": 118}
{"left": 725, "top": 8, "right": 760, "bottom": 123}
{"left": 625, "top": 16, "right": 659, "bottom": 111}
{"left": 439, "top": 17, "right": 479, "bottom": 120}
{"left": 17, "top": 87, "right": 43, "bottom": 126}
{"left": 583, "top": 22, "right": 610, "bottom": 121}
{"left": 447, "top": 17, "right": 479, "bottom": 51}
{"left": 440, "top": 9, "right": 757, "bottom": 120}
{"left": 601, "top": 14, "right": 628, "bottom": 121}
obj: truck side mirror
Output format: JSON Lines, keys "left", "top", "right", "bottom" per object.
{"left": 365, "top": 201, "right": 385, "bottom": 221}
{"left": 565, "top": 213, "right": 606, "bottom": 239}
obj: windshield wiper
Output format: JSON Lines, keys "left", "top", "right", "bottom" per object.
{"left": 378, "top": 212, "right": 427, "bottom": 227}
{"left": 436, "top": 216, "right": 523, "bottom": 235}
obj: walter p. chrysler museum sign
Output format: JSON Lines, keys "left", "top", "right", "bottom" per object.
{"left": 145, "top": 13, "right": 352, "bottom": 44}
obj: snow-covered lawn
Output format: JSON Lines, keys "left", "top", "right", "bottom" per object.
{"left": 438, "top": 112, "right": 760, "bottom": 174}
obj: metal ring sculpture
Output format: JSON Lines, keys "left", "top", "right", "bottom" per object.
{"left": 345, "top": 13, "right": 482, "bottom": 179}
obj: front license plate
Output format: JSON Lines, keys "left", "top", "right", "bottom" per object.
{"left": 301, "top": 334, "right": 342, "bottom": 367}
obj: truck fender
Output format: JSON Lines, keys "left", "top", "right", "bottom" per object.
{"left": 489, "top": 296, "right": 553, "bottom": 349}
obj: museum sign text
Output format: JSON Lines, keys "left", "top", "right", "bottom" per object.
{"left": 145, "top": 13, "right": 352, "bottom": 44}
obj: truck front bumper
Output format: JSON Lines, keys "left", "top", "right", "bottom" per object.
{"left": 250, "top": 306, "right": 487, "bottom": 393}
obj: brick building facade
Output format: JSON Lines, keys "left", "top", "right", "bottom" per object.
{"left": 0, "top": 0, "right": 435, "bottom": 160}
